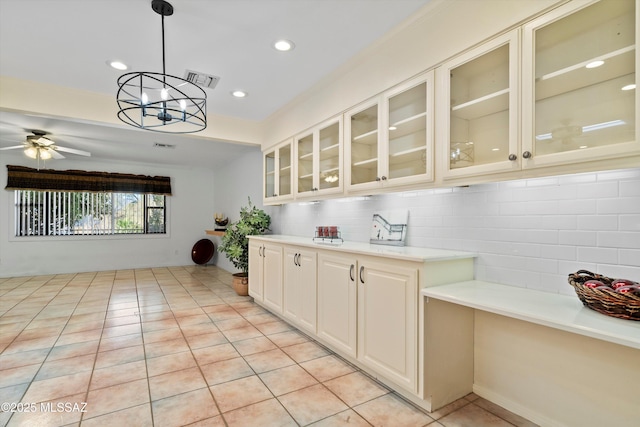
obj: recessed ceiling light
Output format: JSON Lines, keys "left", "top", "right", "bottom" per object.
{"left": 622, "top": 84, "right": 636, "bottom": 91}
{"left": 273, "top": 39, "right": 295, "bottom": 52}
{"left": 231, "top": 90, "right": 247, "bottom": 98}
{"left": 585, "top": 60, "right": 604, "bottom": 69}
{"left": 108, "top": 60, "right": 128, "bottom": 71}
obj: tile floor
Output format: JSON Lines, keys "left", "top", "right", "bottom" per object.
{"left": 0, "top": 266, "right": 538, "bottom": 427}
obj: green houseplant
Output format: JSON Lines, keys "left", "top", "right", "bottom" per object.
{"left": 218, "top": 198, "right": 270, "bottom": 295}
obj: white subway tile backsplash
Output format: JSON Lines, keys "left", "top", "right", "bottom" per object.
{"left": 273, "top": 168, "right": 640, "bottom": 293}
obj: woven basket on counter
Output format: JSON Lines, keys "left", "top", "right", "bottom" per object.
{"left": 568, "top": 270, "right": 640, "bottom": 321}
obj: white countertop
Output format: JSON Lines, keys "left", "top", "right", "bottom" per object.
{"left": 421, "top": 281, "right": 640, "bottom": 350}
{"left": 248, "top": 234, "right": 476, "bottom": 263}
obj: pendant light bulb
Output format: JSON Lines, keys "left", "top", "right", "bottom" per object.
{"left": 24, "top": 147, "right": 37, "bottom": 159}
{"left": 141, "top": 92, "right": 149, "bottom": 105}
{"left": 39, "top": 149, "right": 52, "bottom": 160}
{"left": 161, "top": 88, "right": 169, "bottom": 100}
{"left": 179, "top": 99, "right": 187, "bottom": 111}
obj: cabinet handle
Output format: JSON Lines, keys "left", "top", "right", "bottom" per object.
{"left": 295, "top": 253, "right": 300, "bottom": 266}
{"left": 350, "top": 264, "right": 354, "bottom": 281}
{"left": 381, "top": 176, "right": 387, "bottom": 181}
{"left": 359, "top": 266, "right": 365, "bottom": 284}
{"left": 508, "top": 154, "right": 517, "bottom": 161}
{"left": 262, "top": 245, "right": 266, "bottom": 258}
{"left": 259, "top": 246, "right": 262, "bottom": 257}
{"left": 522, "top": 151, "right": 532, "bottom": 159}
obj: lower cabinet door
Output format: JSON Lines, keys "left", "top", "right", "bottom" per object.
{"left": 262, "top": 244, "right": 283, "bottom": 313}
{"left": 248, "top": 241, "right": 264, "bottom": 300}
{"left": 358, "top": 259, "right": 418, "bottom": 393}
{"left": 283, "top": 248, "right": 317, "bottom": 334}
{"left": 317, "top": 252, "right": 357, "bottom": 358}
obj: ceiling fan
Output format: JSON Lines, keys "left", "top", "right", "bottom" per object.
{"left": 0, "top": 130, "right": 91, "bottom": 161}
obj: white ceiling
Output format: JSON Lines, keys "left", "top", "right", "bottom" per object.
{"left": 0, "top": 0, "right": 431, "bottom": 169}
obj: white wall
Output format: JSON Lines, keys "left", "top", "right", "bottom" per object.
{"left": 211, "top": 148, "right": 276, "bottom": 273}
{"left": 0, "top": 152, "right": 217, "bottom": 277}
{"left": 270, "top": 167, "right": 640, "bottom": 295}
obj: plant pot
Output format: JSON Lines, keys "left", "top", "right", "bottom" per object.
{"left": 232, "top": 273, "right": 249, "bottom": 296}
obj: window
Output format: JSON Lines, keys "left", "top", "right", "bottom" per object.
{"left": 14, "top": 190, "right": 166, "bottom": 236}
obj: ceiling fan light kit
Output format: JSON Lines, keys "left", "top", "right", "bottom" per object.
{"left": 116, "top": 0, "right": 207, "bottom": 134}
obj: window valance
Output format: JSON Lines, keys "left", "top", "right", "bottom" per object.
{"left": 5, "top": 165, "right": 172, "bottom": 195}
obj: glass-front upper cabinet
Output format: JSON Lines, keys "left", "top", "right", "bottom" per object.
{"left": 438, "top": 30, "right": 520, "bottom": 179}
{"left": 294, "top": 116, "right": 343, "bottom": 199}
{"left": 346, "top": 71, "right": 434, "bottom": 192}
{"left": 263, "top": 139, "right": 293, "bottom": 205}
{"left": 522, "top": 0, "right": 638, "bottom": 167}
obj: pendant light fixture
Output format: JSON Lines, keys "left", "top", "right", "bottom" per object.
{"left": 116, "top": 0, "right": 207, "bottom": 133}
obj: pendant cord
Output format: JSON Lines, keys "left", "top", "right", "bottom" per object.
{"left": 161, "top": 13, "right": 166, "bottom": 86}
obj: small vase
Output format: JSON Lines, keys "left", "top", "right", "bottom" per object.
{"left": 232, "top": 273, "right": 249, "bottom": 296}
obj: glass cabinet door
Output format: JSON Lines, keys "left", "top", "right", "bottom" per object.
{"left": 440, "top": 30, "right": 519, "bottom": 178}
{"left": 318, "top": 120, "right": 341, "bottom": 191}
{"left": 347, "top": 101, "right": 380, "bottom": 187}
{"left": 264, "top": 150, "right": 275, "bottom": 199}
{"left": 278, "top": 143, "right": 292, "bottom": 198}
{"left": 523, "top": 0, "right": 637, "bottom": 165}
{"left": 384, "top": 71, "right": 434, "bottom": 185}
{"left": 296, "top": 133, "right": 314, "bottom": 194}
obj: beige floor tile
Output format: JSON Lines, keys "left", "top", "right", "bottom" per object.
{"left": 210, "top": 375, "right": 274, "bottom": 413}
{"left": 80, "top": 403, "right": 153, "bottom": 427}
{"left": 282, "top": 340, "right": 329, "bottom": 363}
{"left": 473, "top": 398, "right": 539, "bottom": 427}
{"left": 22, "top": 371, "right": 92, "bottom": 403}
{"left": 192, "top": 343, "right": 240, "bottom": 366}
{"left": 438, "top": 402, "right": 515, "bottom": 427}
{"left": 94, "top": 344, "right": 145, "bottom": 369}
{"left": 309, "top": 408, "right": 372, "bottom": 426}
{"left": 222, "top": 398, "right": 297, "bottom": 427}
{"left": 35, "top": 353, "right": 96, "bottom": 381}
{"left": 0, "top": 363, "right": 41, "bottom": 387}
{"left": 324, "top": 371, "right": 389, "bottom": 407}
{"left": 147, "top": 351, "right": 197, "bottom": 377}
{"left": 152, "top": 388, "right": 220, "bottom": 427}
{"left": 90, "top": 359, "right": 147, "bottom": 390}
{"left": 243, "top": 348, "right": 296, "bottom": 374}
{"left": 98, "top": 332, "right": 143, "bottom": 352}
{"left": 279, "top": 383, "right": 349, "bottom": 425}
{"left": 0, "top": 348, "right": 49, "bottom": 370}
{"left": 220, "top": 325, "right": 263, "bottom": 343}
{"left": 201, "top": 357, "right": 254, "bottom": 386}
{"left": 6, "top": 392, "right": 86, "bottom": 427}
{"left": 2, "top": 336, "right": 58, "bottom": 355}
{"left": 102, "top": 323, "right": 142, "bottom": 339}
{"left": 47, "top": 339, "right": 99, "bottom": 361}
{"left": 354, "top": 393, "right": 434, "bottom": 427}
{"left": 145, "top": 337, "right": 190, "bottom": 358}
{"left": 428, "top": 397, "right": 471, "bottom": 420}
{"left": 259, "top": 364, "right": 318, "bottom": 396}
{"left": 254, "top": 320, "right": 293, "bottom": 335}
{"left": 56, "top": 328, "right": 103, "bottom": 346}
{"left": 232, "top": 336, "right": 278, "bottom": 356}
{"left": 185, "top": 331, "right": 227, "bottom": 349}
{"left": 148, "top": 366, "right": 208, "bottom": 401}
{"left": 85, "top": 378, "right": 150, "bottom": 419}
{"left": 267, "top": 330, "right": 310, "bottom": 348}
{"left": 180, "top": 321, "right": 221, "bottom": 337}
{"left": 301, "top": 354, "right": 356, "bottom": 382}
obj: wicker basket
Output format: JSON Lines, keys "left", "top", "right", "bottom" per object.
{"left": 568, "top": 270, "right": 640, "bottom": 321}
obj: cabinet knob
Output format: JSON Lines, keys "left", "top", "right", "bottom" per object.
{"left": 381, "top": 176, "right": 387, "bottom": 181}
{"left": 522, "top": 151, "right": 532, "bottom": 159}
{"left": 508, "top": 154, "right": 517, "bottom": 161}
{"left": 273, "top": 193, "right": 278, "bottom": 197}
{"left": 375, "top": 177, "right": 381, "bottom": 182}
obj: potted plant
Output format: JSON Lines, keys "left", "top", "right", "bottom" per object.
{"left": 218, "top": 197, "right": 271, "bottom": 295}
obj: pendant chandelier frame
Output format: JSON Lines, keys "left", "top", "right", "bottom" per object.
{"left": 116, "top": 0, "right": 207, "bottom": 134}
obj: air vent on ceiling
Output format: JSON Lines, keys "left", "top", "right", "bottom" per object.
{"left": 154, "top": 143, "right": 176, "bottom": 149}
{"left": 184, "top": 70, "right": 220, "bottom": 89}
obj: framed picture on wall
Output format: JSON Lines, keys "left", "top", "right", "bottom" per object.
{"left": 370, "top": 209, "right": 408, "bottom": 246}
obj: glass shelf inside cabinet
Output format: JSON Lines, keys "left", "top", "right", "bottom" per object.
{"left": 297, "top": 133, "right": 314, "bottom": 193}
{"left": 533, "top": 0, "right": 635, "bottom": 156}
{"left": 350, "top": 104, "right": 379, "bottom": 185}
{"left": 279, "top": 145, "right": 292, "bottom": 196}
{"left": 319, "top": 122, "right": 341, "bottom": 190}
{"left": 450, "top": 43, "right": 510, "bottom": 169}
{"left": 265, "top": 151, "right": 275, "bottom": 197}
{"left": 388, "top": 82, "right": 428, "bottom": 179}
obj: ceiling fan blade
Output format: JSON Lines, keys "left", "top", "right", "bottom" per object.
{"left": 49, "top": 150, "right": 65, "bottom": 159}
{"left": 54, "top": 146, "right": 91, "bottom": 157}
{"left": 0, "top": 145, "right": 26, "bottom": 150}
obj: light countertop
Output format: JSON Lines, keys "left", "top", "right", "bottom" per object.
{"left": 248, "top": 234, "right": 476, "bottom": 263}
{"left": 421, "top": 280, "right": 640, "bottom": 350}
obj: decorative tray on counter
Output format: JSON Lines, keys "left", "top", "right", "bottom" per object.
{"left": 568, "top": 270, "right": 640, "bottom": 321}
{"left": 313, "top": 232, "right": 343, "bottom": 246}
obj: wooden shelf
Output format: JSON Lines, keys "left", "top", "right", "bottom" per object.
{"left": 205, "top": 230, "right": 225, "bottom": 236}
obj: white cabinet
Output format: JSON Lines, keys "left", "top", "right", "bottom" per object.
{"left": 357, "top": 257, "right": 418, "bottom": 393}
{"left": 263, "top": 139, "right": 294, "bottom": 205}
{"left": 317, "top": 251, "right": 358, "bottom": 358}
{"left": 248, "top": 240, "right": 283, "bottom": 312}
{"left": 283, "top": 246, "right": 317, "bottom": 334}
{"left": 345, "top": 71, "right": 435, "bottom": 192}
{"left": 521, "top": 0, "right": 639, "bottom": 168}
{"left": 295, "top": 116, "right": 343, "bottom": 199}
{"left": 438, "top": 30, "right": 520, "bottom": 179}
